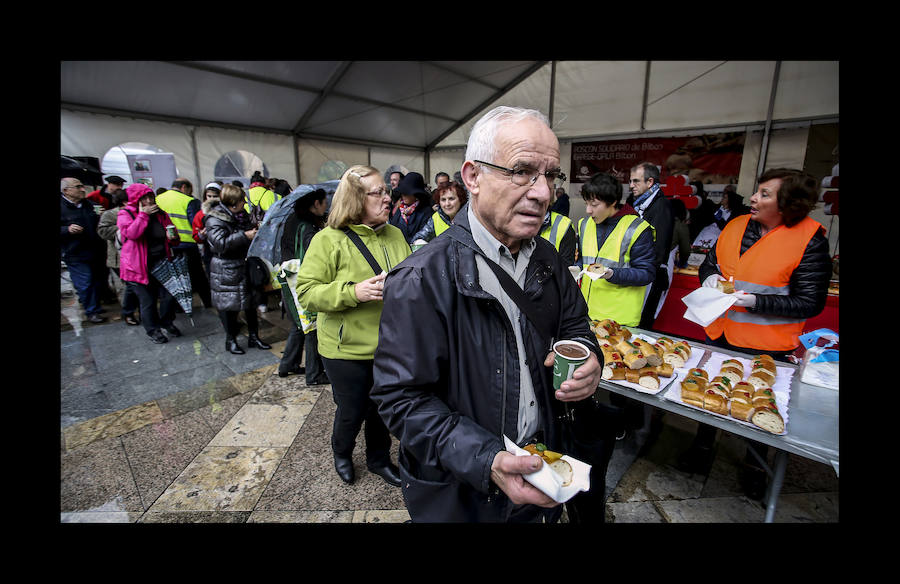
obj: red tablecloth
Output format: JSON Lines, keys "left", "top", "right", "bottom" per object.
{"left": 652, "top": 271, "right": 839, "bottom": 342}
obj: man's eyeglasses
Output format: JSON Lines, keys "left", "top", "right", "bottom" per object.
{"left": 366, "top": 186, "right": 391, "bottom": 198}
{"left": 475, "top": 160, "right": 567, "bottom": 189}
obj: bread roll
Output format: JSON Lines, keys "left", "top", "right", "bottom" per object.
{"left": 680, "top": 378, "right": 705, "bottom": 407}
{"left": 687, "top": 368, "right": 709, "bottom": 381}
{"left": 751, "top": 406, "right": 785, "bottom": 434}
{"left": 707, "top": 381, "right": 730, "bottom": 400}
{"left": 674, "top": 341, "right": 691, "bottom": 356}
{"left": 721, "top": 358, "right": 744, "bottom": 375}
{"left": 549, "top": 459, "right": 573, "bottom": 487}
{"left": 654, "top": 362, "right": 674, "bottom": 378}
{"left": 634, "top": 339, "right": 662, "bottom": 366}
{"left": 656, "top": 336, "right": 676, "bottom": 351}
{"left": 638, "top": 370, "right": 660, "bottom": 390}
{"left": 622, "top": 347, "right": 647, "bottom": 370}
{"left": 747, "top": 369, "right": 776, "bottom": 390}
{"left": 751, "top": 359, "right": 777, "bottom": 376}
{"left": 752, "top": 387, "right": 777, "bottom": 408}
{"left": 732, "top": 381, "right": 755, "bottom": 401}
{"left": 625, "top": 369, "right": 641, "bottom": 384}
{"left": 719, "top": 365, "right": 743, "bottom": 386}
{"left": 602, "top": 362, "right": 627, "bottom": 380}
{"left": 717, "top": 279, "right": 735, "bottom": 294}
{"left": 730, "top": 396, "right": 755, "bottom": 421}
{"left": 663, "top": 348, "right": 686, "bottom": 368}
{"left": 702, "top": 390, "right": 729, "bottom": 415}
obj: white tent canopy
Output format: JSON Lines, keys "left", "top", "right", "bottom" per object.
{"left": 61, "top": 60, "right": 838, "bottom": 201}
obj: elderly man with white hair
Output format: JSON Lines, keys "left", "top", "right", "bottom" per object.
{"left": 371, "top": 106, "right": 605, "bottom": 523}
{"left": 60, "top": 177, "right": 108, "bottom": 323}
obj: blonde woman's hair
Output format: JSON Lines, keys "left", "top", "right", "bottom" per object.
{"left": 327, "top": 165, "right": 381, "bottom": 229}
{"left": 220, "top": 184, "right": 245, "bottom": 207}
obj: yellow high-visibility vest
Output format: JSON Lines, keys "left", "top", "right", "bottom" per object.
{"left": 540, "top": 211, "right": 573, "bottom": 251}
{"left": 244, "top": 185, "right": 280, "bottom": 213}
{"left": 577, "top": 214, "right": 654, "bottom": 326}
{"left": 155, "top": 189, "right": 194, "bottom": 243}
{"left": 433, "top": 212, "right": 451, "bottom": 236}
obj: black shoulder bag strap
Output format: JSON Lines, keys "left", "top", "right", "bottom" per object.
{"left": 480, "top": 255, "right": 559, "bottom": 344}
{"left": 342, "top": 228, "right": 383, "bottom": 276}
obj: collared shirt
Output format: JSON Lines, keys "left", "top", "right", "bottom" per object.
{"left": 467, "top": 205, "right": 539, "bottom": 444}
{"left": 61, "top": 193, "right": 83, "bottom": 208}
{"left": 633, "top": 183, "right": 660, "bottom": 218}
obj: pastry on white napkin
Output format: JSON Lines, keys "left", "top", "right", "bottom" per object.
{"left": 502, "top": 436, "right": 591, "bottom": 503}
{"left": 578, "top": 264, "right": 610, "bottom": 281}
{"left": 681, "top": 286, "right": 738, "bottom": 327}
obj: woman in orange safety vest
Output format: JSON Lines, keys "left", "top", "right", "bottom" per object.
{"left": 679, "top": 168, "right": 833, "bottom": 498}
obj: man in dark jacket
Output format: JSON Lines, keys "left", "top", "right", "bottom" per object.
{"left": 371, "top": 106, "right": 604, "bottom": 523}
{"left": 60, "top": 177, "right": 107, "bottom": 323}
{"left": 627, "top": 162, "right": 675, "bottom": 329}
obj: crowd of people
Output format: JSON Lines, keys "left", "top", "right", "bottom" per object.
{"left": 60, "top": 104, "right": 832, "bottom": 523}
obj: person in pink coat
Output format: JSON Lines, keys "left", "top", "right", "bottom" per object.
{"left": 117, "top": 183, "right": 182, "bottom": 344}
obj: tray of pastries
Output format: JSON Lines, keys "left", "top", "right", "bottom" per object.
{"left": 592, "top": 319, "right": 702, "bottom": 394}
{"left": 662, "top": 352, "right": 794, "bottom": 435}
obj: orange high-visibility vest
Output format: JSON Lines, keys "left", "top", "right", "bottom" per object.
{"left": 704, "top": 214, "right": 824, "bottom": 351}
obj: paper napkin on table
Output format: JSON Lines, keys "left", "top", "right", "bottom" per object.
{"left": 681, "top": 286, "right": 738, "bottom": 327}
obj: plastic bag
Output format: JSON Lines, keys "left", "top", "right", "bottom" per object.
{"left": 797, "top": 329, "right": 839, "bottom": 390}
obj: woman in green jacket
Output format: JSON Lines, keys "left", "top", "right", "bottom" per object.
{"left": 295, "top": 165, "right": 411, "bottom": 487}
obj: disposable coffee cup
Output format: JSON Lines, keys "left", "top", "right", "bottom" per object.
{"left": 552, "top": 340, "right": 591, "bottom": 390}
{"left": 568, "top": 265, "right": 582, "bottom": 282}
{"left": 166, "top": 224, "right": 177, "bottom": 239}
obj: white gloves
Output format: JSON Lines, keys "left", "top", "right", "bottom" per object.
{"left": 702, "top": 273, "right": 726, "bottom": 288}
{"left": 732, "top": 291, "right": 757, "bottom": 308}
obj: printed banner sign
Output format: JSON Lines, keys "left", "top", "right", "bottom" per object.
{"left": 570, "top": 132, "right": 745, "bottom": 186}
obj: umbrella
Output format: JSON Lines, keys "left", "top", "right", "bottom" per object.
{"left": 247, "top": 180, "right": 339, "bottom": 269}
{"left": 151, "top": 255, "right": 195, "bottom": 325}
{"left": 61, "top": 155, "right": 104, "bottom": 186}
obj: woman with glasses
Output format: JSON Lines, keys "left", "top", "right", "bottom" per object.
{"left": 295, "top": 165, "right": 410, "bottom": 487}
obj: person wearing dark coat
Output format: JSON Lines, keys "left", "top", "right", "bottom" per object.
{"left": 370, "top": 106, "right": 604, "bottom": 523}
{"left": 204, "top": 184, "right": 272, "bottom": 355}
{"left": 60, "top": 177, "right": 109, "bottom": 323}
{"left": 550, "top": 187, "right": 570, "bottom": 217}
{"left": 388, "top": 172, "right": 432, "bottom": 244}
{"left": 627, "top": 162, "right": 675, "bottom": 330}
{"left": 277, "top": 188, "right": 329, "bottom": 384}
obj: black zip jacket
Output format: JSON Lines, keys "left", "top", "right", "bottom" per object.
{"left": 60, "top": 194, "right": 104, "bottom": 263}
{"left": 698, "top": 217, "right": 832, "bottom": 320}
{"left": 371, "top": 205, "right": 599, "bottom": 522}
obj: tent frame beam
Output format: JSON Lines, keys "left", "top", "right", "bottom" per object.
{"left": 163, "top": 60, "right": 459, "bottom": 124}
{"left": 424, "top": 60, "right": 549, "bottom": 153}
